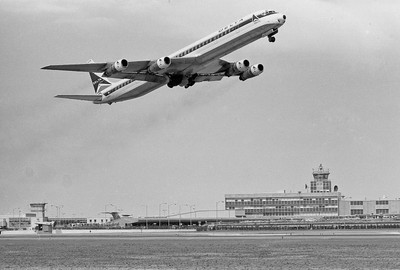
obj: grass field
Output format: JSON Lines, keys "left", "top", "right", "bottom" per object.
{"left": 1, "top": 231, "right": 400, "bottom": 269}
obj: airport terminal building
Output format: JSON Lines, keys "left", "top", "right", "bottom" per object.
{"left": 225, "top": 164, "right": 400, "bottom": 218}
{"left": 0, "top": 203, "right": 111, "bottom": 231}
{"left": 0, "top": 203, "right": 53, "bottom": 232}
{"left": 340, "top": 199, "right": 400, "bottom": 216}
{"left": 225, "top": 191, "right": 341, "bottom": 218}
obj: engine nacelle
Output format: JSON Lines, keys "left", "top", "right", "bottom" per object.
{"left": 148, "top": 57, "right": 171, "bottom": 73}
{"left": 239, "top": 64, "right": 264, "bottom": 81}
{"left": 104, "top": 59, "right": 128, "bottom": 77}
{"left": 226, "top": 59, "right": 250, "bottom": 76}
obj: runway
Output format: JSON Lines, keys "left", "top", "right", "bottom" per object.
{"left": 1, "top": 231, "right": 400, "bottom": 269}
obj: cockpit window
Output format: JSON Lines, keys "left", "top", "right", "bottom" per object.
{"left": 259, "top": 10, "right": 276, "bottom": 18}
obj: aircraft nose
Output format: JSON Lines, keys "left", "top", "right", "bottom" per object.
{"left": 278, "top": 14, "right": 286, "bottom": 24}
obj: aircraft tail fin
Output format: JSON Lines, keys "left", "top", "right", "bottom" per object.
{"left": 109, "top": 212, "right": 121, "bottom": 220}
{"left": 100, "top": 211, "right": 121, "bottom": 220}
{"left": 87, "top": 59, "right": 111, "bottom": 93}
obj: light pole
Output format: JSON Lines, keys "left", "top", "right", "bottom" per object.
{"left": 159, "top": 202, "right": 167, "bottom": 228}
{"left": 51, "top": 204, "right": 64, "bottom": 218}
{"left": 168, "top": 203, "right": 176, "bottom": 228}
{"left": 18, "top": 209, "right": 21, "bottom": 230}
{"left": 141, "top": 204, "right": 148, "bottom": 229}
{"left": 179, "top": 205, "right": 182, "bottom": 228}
{"left": 190, "top": 204, "right": 196, "bottom": 226}
{"left": 191, "top": 204, "right": 196, "bottom": 218}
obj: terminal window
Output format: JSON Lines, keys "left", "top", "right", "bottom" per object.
{"left": 351, "top": 209, "right": 363, "bottom": 215}
{"left": 350, "top": 201, "right": 363, "bottom": 206}
{"left": 376, "top": 200, "right": 389, "bottom": 205}
{"left": 376, "top": 209, "right": 389, "bottom": 214}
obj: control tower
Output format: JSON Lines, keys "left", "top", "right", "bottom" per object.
{"left": 311, "top": 164, "right": 331, "bottom": 193}
{"left": 30, "top": 203, "right": 47, "bottom": 219}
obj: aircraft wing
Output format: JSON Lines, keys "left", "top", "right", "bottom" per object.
{"left": 193, "top": 73, "right": 226, "bottom": 82}
{"left": 110, "top": 58, "right": 231, "bottom": 82}
{"left": 110, "top": 72, "right": 169, "bottom": 84}
{"left": 42, "top": 63, "right": 108, "bottom": 73}
{"left": 42, "top": 57, "right": 198, "bottom": 74}
{"left": 42, "top": 61, "right": 150, "bottom": 73}
{"left": 115, "top": 59, "right": 230, "bottom": 83}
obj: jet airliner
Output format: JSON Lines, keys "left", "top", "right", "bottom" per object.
{"left": 42, "top": 10, "right": 286, "bottom": 104}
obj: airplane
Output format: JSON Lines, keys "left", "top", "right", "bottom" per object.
{"left": 104, "top": 212, "right": 138, "bottom": 227}
{"left": 42, "top": 10, "right": 286, "bottom": 105}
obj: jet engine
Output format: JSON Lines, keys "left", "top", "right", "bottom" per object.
{"left": 149, "top": 57, "right": 171, "bottom": 73}
{"left": 239, "top": 64, "right": 264, "bottom": 81}
{"left": 226, "top": 59, "right": 250, "bottom": 76}
{"left": 104, "top": 59, "right": 128, "bottom": 77}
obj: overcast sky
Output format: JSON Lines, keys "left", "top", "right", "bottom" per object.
{"left": 1, "top": 0, "right": 399, "bottom": 217}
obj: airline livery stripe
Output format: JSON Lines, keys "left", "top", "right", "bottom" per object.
{"left": 104, "top": 79, "right": 135, "bottom": 96}
{"left": 174, "top": 11, "right": 276, "bottom": 58}
{"left": 174, "top": 18, "right": 252, "bottom": 58}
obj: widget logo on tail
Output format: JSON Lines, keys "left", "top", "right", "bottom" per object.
{"left": 89, "top": 72, "right": 111, "bottom": 93}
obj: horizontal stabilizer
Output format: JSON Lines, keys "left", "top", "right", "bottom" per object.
{"left": 55, "top": 95, "right": 102, "bottom": 102}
